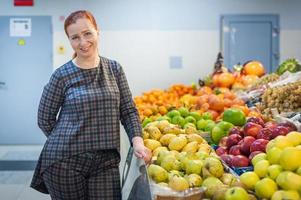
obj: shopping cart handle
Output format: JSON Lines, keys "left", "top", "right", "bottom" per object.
{"left": 122, "top": 147, "right": 134, "bottom": 188}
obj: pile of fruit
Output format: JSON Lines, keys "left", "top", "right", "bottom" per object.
{"left": 258, "top": 80, "right": 301, "bottom": 117}
{"left": 217, "top": 117, "right": 297, "bottom": 169}
{"left": 137, "top": 56, "right": 301, "bottom": 199}
{"left": 239, "top": 132, "right": 301, "bottom": 199}
{"left": 143, "top": 119, "right": 255, "bottom": 199}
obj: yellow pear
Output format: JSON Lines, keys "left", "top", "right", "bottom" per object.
{"left": 186, "top": 159, "right": 203, "bottom": 175}
{"left": 186, "top": 133, "right": 205, "bottom": 144}
{"left": 168, "top": 136, "right": 187, "bottom": 151}
{"left": 181, "top": 141, "right": 199, "bottom": 153}
{"left": 144, "top": 126, "right": 162, "bottom": 140}
{"left": 185, "top": 126, "right": 199, "bottom": 134}
{"left": 185, "top": 173, "right": 203, "bottom": 187}
{"left": 152, "top": 146, "right": 168, "bottom": 157}
{"left": 160, "top": 155, "right": 181, "bottom": 171}
{"left": 147, "top": 164, "right": 168, "bottom": 183}
{"left": 202, "top": 177, "right": 224, "bottom": 198}
{"left": 203, "top": 157, "right": 224, "bottom": 178}
{"left": 169, "top": 150, "right": 179, "bottom": 158}
{"left": 144, "top": 139, "right": 161, "bottom": 151}
{"left": 156, "top": 120, "right": 171, "bottom": 132}
{"left": 163, "top": 125, "right": 183, "bottom": 135}
{"left": 168, "top": 170, "right": 183, "bottom": 181}
{"left": 159, "top": 134, "right": 177, "bottom": 146}
{"left": 168, "top": 175, "right": 189, "bottom": 191}
{"left": 198, "top": 143, "right": 212, "bottom": 154}
{"left": 156, "top": 150, "right": 170, "bottom": 165}
{"left": 142, "top": 130, "right": 149, "bottom": 140}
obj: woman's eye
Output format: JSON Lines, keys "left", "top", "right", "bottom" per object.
{"left": 85, "top": 32, "right": 92, "bottom": 36}
{"left": 71, "top": 36, "right": 79, "bottom": 40}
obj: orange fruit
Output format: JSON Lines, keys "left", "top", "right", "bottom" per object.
{"left": 242, "top": 75, "right": 259, "bottom": 86}
{"left": 243, "top": 61, "right": 265, "bottom": 77}
{"left": 218, "top": 72, "right": 235, "bottom": 88}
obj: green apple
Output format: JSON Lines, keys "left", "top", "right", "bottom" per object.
{"left": 254, "top": 160, "right": 270, "bottom": 178}
{"left": 239, "top": 171, "right": 259, "bottom": 190}
{"left": 178, "top": 107, "right": 189, "bottom": 118}
{"left": 251, "top": 152, "right": 267, "bottom": 166}
{"left": 167, "top": 110, "right": 181, "bottom": 119}
{"left": 255, "top": 177, "right": 278, "bottom": 199}
{"left": 211, "top": 121, "right": 234, "bottom": 144}
{"left": 267, "top": 147, "right": 282, "bottom": 164}
{"left": 204, "top": 120, "right": 216, "bottom": 132}
{"left": 267, "top": 164, "right": 283, "bottom": 180}
{"left": 201, "top": 112, "right": 213, "bottom": 120}
{"left": 183, "top": 122, "right": 196, "bottom": 129}
{"left": 184, "top": 116, "right": 196, "bottom": 125}
{"left": 225, "top": 186, "right": 249, "bottom": 200}
{"left": 189, "top": 111, "right": 202, "bottom": 121}
{"left": 156, "top": 116, "right": 171, "bottom": 122}
{"left": 171, "top": 115, "right": 185, "bottom": 127}
{"left": 142, "top": 117, "right": 152, "bottom": 127}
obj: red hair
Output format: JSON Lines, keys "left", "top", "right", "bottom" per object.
{"left": 64, "top": 10, "right": 98, "bottom": 58}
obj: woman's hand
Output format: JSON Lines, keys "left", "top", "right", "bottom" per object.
{"left": 132, "top": 136, "right": 152, "bottom": 164}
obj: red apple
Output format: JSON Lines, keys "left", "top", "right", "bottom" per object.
{"left": 229, "top": 127, "right": 244, "bottom": 137}
{"left": 218, "top": 136, "right": 228, "bottom": 148}
{"left": 270, "top": 126, "right": 290, "bottom": 139}
{"left": 243, "top": 122, "right": 263, "bottom": 138}
{"left": 264, "top": 121, "right": 277, "bottom": 129}
{"left": 247, "top": 117, "right": 265, "bottom": 127}
{"left": 220, "top": 154, "right": 233, "bottom": 166}
{"left": 248, "top": 151, "right": 263, "bottom": 160}
{"left": 277, "top": 122, "right": 297, "bottom": 132}
{"left": 257, "top": 127, "right": 273, "bottom": 140}
{"left": 216, "top": 147, "right": 228, "bottom": 156}
{"left": 229, "top": 145, "right": 241, "bottom": 156}
{"left": 226, "top": 134, "right": 243, "bottom": 149}
{"left": 250, "top": 139, "right": 269, "bottom": 153}
{"left": 239, "top": 136, "right": 256, "bottom": 156}
{"left": 231, "top": 155, "right": 250, "bottom": 167}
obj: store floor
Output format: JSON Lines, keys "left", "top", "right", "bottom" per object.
{"left": 0, "top": 145, "right": 50, "bottom": 200}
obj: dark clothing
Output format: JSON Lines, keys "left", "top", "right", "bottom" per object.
{"left": 43, "top": 150, "right": 121, "bottom": 200}
{"left": 31, "top": 56, "right": 142, "bottom": 194}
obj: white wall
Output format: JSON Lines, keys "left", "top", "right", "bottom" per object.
{"left": 1, "top": 0, "right": 300, "bottom": 95}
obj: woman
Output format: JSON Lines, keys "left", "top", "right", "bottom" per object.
{"left": 31, "top": 10, "right": 151, "bottom": 200}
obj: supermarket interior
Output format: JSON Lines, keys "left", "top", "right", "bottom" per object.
{"left": 1, "top": 0, "right": 301, "bottom": 200}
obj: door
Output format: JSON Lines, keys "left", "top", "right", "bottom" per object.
{"left": 221, "top": 15, "right": 279, "bottom": 73}
{"left": 0, "top": 16, "right": 52, "bottom": 144}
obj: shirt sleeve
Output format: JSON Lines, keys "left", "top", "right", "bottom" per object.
{"left": 37, "top": 70, "right": 64, "bottom": 137}
{"left": 115, "top": 62, "right": 142, "bottom": 143}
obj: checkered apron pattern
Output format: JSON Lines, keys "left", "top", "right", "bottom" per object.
{"left": 42, "top": 150, "right": 121, "bottom": 200}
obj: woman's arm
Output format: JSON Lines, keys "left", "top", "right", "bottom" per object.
{"left": 37, "top": 70, "right": 64, "bottom": 137}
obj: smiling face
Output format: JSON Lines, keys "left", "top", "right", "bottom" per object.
{"left": 66, "top": 18, "right": 99, "bottom": 59}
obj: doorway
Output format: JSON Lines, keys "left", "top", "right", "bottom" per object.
{"left": 221, "top": 15, "right": 279, "bottom": 73}
{"left": 0, "top": 16, "right": 52, "bottom": 144}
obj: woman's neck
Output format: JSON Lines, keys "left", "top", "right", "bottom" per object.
{"left": 74, "top": 55, "right": 100, "bottom": 69}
